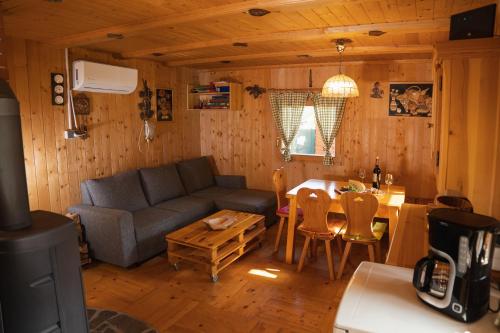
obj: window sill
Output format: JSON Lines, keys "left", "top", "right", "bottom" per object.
{"left": 290, "top": 154, "right": 334, "bottom": 162}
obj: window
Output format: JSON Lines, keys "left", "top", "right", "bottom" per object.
{"left": 288, "top": 106, "right": 335, "bottom": 157}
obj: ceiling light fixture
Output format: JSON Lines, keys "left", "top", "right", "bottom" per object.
{"left": 247, "top": 8, "right": 271, "bottom": 17}
{"left": 321, "top": 39, "right": 359, "bottom": 98}
{"left": 368, "top": 30, "right": 386, "bottom": 37}
{"left": 232, "top": 42, "right": 248, "bottom": 47}
{"left": 111, "top": 53, "right": 124, "bottom": 60}
{"left": 107, "top": 33, "right": 124, "bottom": 40}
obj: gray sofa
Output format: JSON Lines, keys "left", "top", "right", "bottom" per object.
{"left": 68, "top": 156, "right": 276, "bottom": 267}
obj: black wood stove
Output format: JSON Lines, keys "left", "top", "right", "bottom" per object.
{"left": 0, "top": 80, "right": 89, "bottom": 332}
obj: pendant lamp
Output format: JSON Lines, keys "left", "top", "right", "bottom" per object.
{"left": 322, "top": 39, "right": 359, "bottom": 98}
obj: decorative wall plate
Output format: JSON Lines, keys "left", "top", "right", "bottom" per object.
{"left": 73, "top": 93, "right": 90, "bottom": 115}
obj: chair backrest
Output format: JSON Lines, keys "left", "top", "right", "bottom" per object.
{"left": 296, "top": 188, "right": 331, "bottom": 234}
{"left": 272, "top": 167, "right": 287, "bottom": 209}
{"left": 340, "top": 192, "right": 379, "bottom": 238}
{"left": 386, "top": 203, "right": 428, "bottom": 268}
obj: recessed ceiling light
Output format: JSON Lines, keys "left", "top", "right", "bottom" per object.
{"left": 107, "top": 33, "right": 124, "bottom": 40}
{"left": 368, "top": 30, "right": 386, "bottom": 37}
{"left": 152, "top": 52, "right": 164, "bottom": 57}
{"left": 247, "top": 8, "right": 271, "bottom": 17}
{"left": 233, "top": 42, "right": 248, "bottom": 47}
{"left": 332, "top": 38, "right": 353, "bottom": 45}
{"left": 220, "top": 60, "right": 231, "bottom": 64}
{"left": 111, "top": 53, "right": 124, "bottom": 60}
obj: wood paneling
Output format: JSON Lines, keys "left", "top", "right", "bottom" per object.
{"left": 0, "top": 15, "right": 7, "bottom": 80}
{"left": 3, "top": 0, "right": 496, "bottom": 68}
{"left": 6, "top": 38, "right": 200, "bottom": 213}
{"left": 198, "top": 61, "right": 436, "bottom": 199}
{"left": 435, "top": 38, "right": 500, "bottom": 219}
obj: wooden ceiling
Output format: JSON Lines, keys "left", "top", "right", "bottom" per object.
{"left": 2, "top": 0, "right": 497, "bottom": 68}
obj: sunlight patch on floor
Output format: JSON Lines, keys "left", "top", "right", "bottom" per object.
{"left": 248, "top": 269, "right": 278, "bottom": 279}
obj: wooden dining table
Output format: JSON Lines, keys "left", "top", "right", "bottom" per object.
{"left": 285, "top": 179, "right": 406, "bottom": 264}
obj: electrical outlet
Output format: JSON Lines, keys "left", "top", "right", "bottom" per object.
{"left": 64, "top": 130, "right": 77, "bottom": 139}
{"left": 64, "top": 129, "right": 88, "bottom": 140}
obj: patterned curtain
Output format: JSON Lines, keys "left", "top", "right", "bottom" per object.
{"left": 312, "top": 93, "right": 347, "bottom": 165}
{"left": 269, "top": 90, "right": 310, "bottom": 162}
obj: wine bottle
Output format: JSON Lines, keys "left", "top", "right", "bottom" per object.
{"left": 372, "top": 156, "right": 381, "bottom": 189}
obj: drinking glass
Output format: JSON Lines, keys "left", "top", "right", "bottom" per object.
{"left": 385, "top": 173, "right": 394, "bottom": 192}
{"left": 358, "top": 168, "right": 366, "bottom": 183}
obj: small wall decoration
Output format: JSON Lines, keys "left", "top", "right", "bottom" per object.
{"left": 51, "top": 73, "right": 65, "bottom": 105}
{"left": 245, "top": 84, "right": 266, "bottom": 99}
{"left": 138, "top": 79, "right": 153, "bottom": 120}
{"left": 156, "top": 88, "right": 173, "bottom": 121}
{"left": 370, "top": 81, "right": 384, "bottom": 98}
{"left": 73, "top": 93, "right": 90, "bottom": 115}
{"left": 388, "top": 83, "right": 433, "bottom": 117}
{"left": 138, "top": 80, "right": 155, "bottom": 144}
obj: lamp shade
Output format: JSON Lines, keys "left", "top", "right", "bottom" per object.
{"left": 321, "top": 73, "right": 359, "bottom": 98}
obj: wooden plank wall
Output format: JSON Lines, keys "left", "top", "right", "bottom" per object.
{"left": 6, "top": 38, "right": 200, "bottom": 213}
{"left": 0, "top": 15, "right": 7, "bottom": 80}
{"left": 437, "top": 50, "right": 500, "bottom": 219}
{"left": 198, "top": 61, "right": 436, "bottom": 199}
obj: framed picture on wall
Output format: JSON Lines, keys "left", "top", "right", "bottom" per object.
{"left": 388, "top": 83, "right": 433, "bottom": 117}
{"left": 156, "top": 88, "right": 173, "bottom": 121}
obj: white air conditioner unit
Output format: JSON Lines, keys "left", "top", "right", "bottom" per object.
{"left": 72, "top": 60, "right": 138, "bottom": 94}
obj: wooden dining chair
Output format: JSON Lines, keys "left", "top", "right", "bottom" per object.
{"left": 296, "top": 188, "right": 346, "bottom": 280}
{"left": 337, "top": 192, "right": 386, "bottom": 279}
{"left": 272, "top": 167, "right": 303, "bottom": 253}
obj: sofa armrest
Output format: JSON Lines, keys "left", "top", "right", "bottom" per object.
{"left": 68, "top": 205, "right": 138, "bottom": 267}
{"left": 215, "top": 175, "right": 247, "bottom": 189}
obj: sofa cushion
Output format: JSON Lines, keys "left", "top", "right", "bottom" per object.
{"left": 139, "top": 164, "right": 186, "bottom": 205}
{"left": 85, "top": 171, "right": 149, "bottom": 212}
{"left": 214, "top": 189, "right": 276, "bottom": 214}
{"left": 133, "top": 207, "right": 190, "bottom": 260}
{"left": 176, "top": 157, "right": 215, "bottom": 193}
{"left": 80, "top": 182, "right": 94, "bottom": 205}
{"left": 154, "top": 196, "right": 214, "bottom": 221}
{"left": 191, "top": 186, "right": 237, "bottom": 200}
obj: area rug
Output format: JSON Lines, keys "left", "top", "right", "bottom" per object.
{"left": 87, "top": 308, "right": 157, "bottom": 333}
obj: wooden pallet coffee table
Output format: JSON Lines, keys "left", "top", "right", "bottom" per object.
{"left": 166, "top": 210, "right": 266, "bottom": 282}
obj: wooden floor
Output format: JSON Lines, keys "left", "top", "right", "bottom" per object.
{"left": 83, "top": 224, "right": 387, "bottom": 333}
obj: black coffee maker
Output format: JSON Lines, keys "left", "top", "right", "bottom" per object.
{"left": 413, "top": 208, "right": 499, "bottom": 322}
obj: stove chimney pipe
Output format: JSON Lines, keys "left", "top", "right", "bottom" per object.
{"left": 0, "top": 79, "right": 32, "bottom": 230}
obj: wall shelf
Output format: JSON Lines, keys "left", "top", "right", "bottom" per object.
{"left": 187, "top": 82, "right": 242, "bottom": 111}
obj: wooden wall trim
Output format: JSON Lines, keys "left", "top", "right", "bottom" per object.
{"left": 434, "top": 38, "right": 500, "bottom": 58}
{"left": 197, "top": 59, "right": 432, "bottom": 72}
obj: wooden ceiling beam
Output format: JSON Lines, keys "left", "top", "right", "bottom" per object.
{"left": 324, "top": 18, "right": 450, "bottom": 34}
{"left": 122, "top": 18, "right": 449, "bottom": 59}
{"left": 47, "top": 0, "right": 347, "bottom": 48}
{"left": 167, "top": 45, "right": 434, "bottom": 66}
